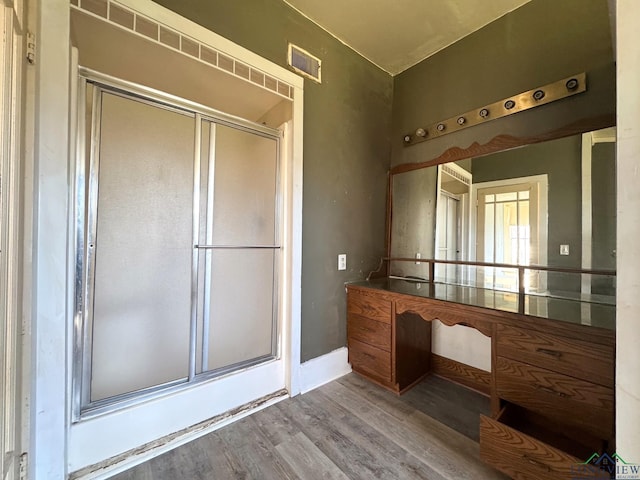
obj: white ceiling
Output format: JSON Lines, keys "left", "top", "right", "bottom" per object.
{"left": 283, "top": 0, "right": 531, "bottom": 75}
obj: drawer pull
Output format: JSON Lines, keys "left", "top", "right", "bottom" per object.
{"left": 534, "top": 384, "right": 567, "bottom": 398}
{"left": 522, "top": 454, "right": 551, "bottom": 472}
{"left": 535, "top": 347, "right": 562, "bottom": 358}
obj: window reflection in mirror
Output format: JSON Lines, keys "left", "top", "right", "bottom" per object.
{"left": 389, "top": 127, "right": 616, "bottom": 304}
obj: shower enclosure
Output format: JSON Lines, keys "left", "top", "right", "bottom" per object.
{"left": 74, "top": 75, "right": 282, "bottom": 416}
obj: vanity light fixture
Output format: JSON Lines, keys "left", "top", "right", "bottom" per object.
{"left": 402, "top": 72, "right": 587, "bottom": 147}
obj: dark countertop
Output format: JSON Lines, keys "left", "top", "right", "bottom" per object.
{"left": 347, "top": 278, "right": 615, "bottom": 331}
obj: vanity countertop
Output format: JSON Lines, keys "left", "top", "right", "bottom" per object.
{"left": 347, "top": 278, "right": 615, "bottom": 331}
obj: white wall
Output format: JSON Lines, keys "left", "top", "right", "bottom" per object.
{"left": 616, "top": 0, "right": 640, "bottom": 461}
{"left": 432, "top": 323, "right": 491, "bottom": 372}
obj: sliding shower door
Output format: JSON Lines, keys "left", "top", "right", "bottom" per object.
{"left": 86, "top": 88, "right": 194, "bottom": 404}
{"left": 197, "top": 123, "right": 280, "bottom": 374}
{"left": 75, "top": 77, "right": 282, "bottom": 416}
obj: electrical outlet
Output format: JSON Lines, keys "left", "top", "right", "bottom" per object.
{"left": 560, "top": 244, "right": 570, "bottom": 256}
{"left": 338, "top": 254, "right": 347, "bottom": 271}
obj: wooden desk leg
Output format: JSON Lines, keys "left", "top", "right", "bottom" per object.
{"left": 395, "top": 312, "right": 432, "bottom": 392}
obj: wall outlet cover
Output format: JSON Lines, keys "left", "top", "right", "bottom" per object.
{"left": 338, "top": 254, "right": 347, "bottom": 270}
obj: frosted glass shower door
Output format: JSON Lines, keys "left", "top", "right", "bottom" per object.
{"left": 199, "top": 123, "right": 280, "bottom": 373}
{"left": 88, "top": 90, "right": 195, "bottom": 403}
{"left": 75, "top": 78, "right": 286, "bottom": 415}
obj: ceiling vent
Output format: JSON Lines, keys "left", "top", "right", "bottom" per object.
{"left": 287, "top": 43, "right": 321, "bottom": 83}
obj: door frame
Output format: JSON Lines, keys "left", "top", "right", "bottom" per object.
{"left": 435, "top": 163, "right": 471, "bottom": 283}
{"left": 72, "top": 73, "right": 286, "bottom": 418}
{"left": 436, "top": 163, "right": 472, "bottom": 260}
{"left": 581, "top": 128, "right": 616, "bottom": 300}
{"left": 1, "top": 1, "right": 25, "bottom": 479}
{"left": 29, "top": 0, "right": 304, "bottom": 477}
{"left": 471, "top": 174, "right": 548, "bottom": 292}
{"left": 436, "top": 191, "right": 461, "bottom": 282}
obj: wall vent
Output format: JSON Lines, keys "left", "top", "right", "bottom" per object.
{"left": 287, "top": 43, "right": 321, "bottom": 83}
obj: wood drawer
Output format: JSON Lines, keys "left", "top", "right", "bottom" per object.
{"left": 480, "top": 405, "right": 609, "bottom": 480}
{"left": 348, "top": 338, "right": 391, "bottom": 382}
{"left": 347, "top": 290, "right": 391, "bottom": 324}
{"left": 496, "top": 357, "right": 614, "bottom": 440}
{"left": 496, "top": 324, "right": 614, "bottom": 387}
{"left": 348, "top": 314, "right": 391, "bottom": 352}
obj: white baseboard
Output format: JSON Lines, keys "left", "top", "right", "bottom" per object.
{"left": 299, "top": 347, "right": 352, "bottom": 394}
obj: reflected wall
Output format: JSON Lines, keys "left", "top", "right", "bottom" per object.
{"left": 389, "top": 167, "right": 438, "bottom": 279}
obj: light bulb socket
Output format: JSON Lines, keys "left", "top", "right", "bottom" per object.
{"left": 533, "top": 89, "right": 545, "bottom": 101}
{"left": 566, "top": 78, "right": 579, "bottom": 91}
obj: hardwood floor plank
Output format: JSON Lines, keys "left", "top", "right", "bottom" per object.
{"left": 337, "top": 373, "right": 416, "bottom": 421}
{"left": 296, "top": 390, "right": 442, "bottom": 480}
{"left": 401, "top": 375, "right": 491, "bottom": 441}
{"left": 407, "top": 410, "right": 508, "bottom": 479}
{"left": 112, "top": 461, "right": 153, "bottom": 480}
{"left": 194, "top": 430, "right": 249, "bottom": 479}
{"left": 153, "top": 433, "right": 236, "bottom": 480}
{"left": 111, "top": 374, "right": 507, "bottom": 480}
{"left": 216, "top": 417, "right": 299, "bottom": 480}
{"left": 251, "top": 400, "right": 300, "bottom": 447}
{"left": 319, "top": 378, "right": 507, "bottom": 480}
{"left": 284, "top": 391, "right": 425, "bottom": 479}
{"left": 146, "top": 447, "right": 190, "bottom": 480}
{"left": 275, "top": 432, "right": 350, "bottom": 480}
{"left": 339, "top": 372, "right": 489, "bottom": 442}
{"left": 277, "top": 394, "right": 389, "bottom": 479}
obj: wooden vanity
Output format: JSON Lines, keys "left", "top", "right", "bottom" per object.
{"left": 346, "top": 278, "right": 615, "bottom": 480}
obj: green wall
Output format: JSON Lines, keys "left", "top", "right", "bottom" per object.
{"left": 153, "top": 0, "right": 393, "bottom": 361}
{"left": 592, "top": 142, "right": 616, "bottom": 271}
{"left": 391, "top": 0, "right": 615, "bottom": 169}
{"left": 592, "top": 142, "right": 616, "bottom": 295}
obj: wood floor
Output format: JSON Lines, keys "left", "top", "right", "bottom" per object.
{"left": 112, "top": 374, "right": 508, "bottom": 480}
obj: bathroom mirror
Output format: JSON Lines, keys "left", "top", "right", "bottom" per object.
{"left": 388, "top": 126, "right": 616, "bottom": 299}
